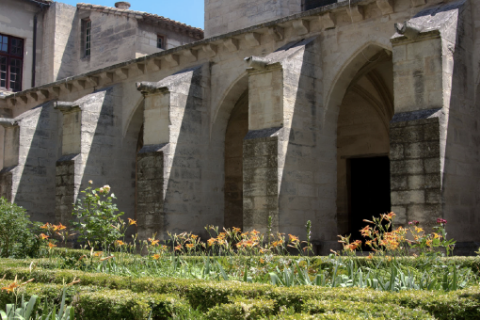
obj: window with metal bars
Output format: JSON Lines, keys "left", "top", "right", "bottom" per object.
{"left": 81, "top": 19, "right": 92, "bottom": 58}
{"left": 157, "top": 35, "right": 165, "bottom": 49}
{"left": 0, "top": 33, "right": 23, "bottom": 92}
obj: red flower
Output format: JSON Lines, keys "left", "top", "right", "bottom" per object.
{"left": 436, "top": 218, "right": 447, "bottom": 225}
{"left": 408, "top": 220, "right": 420, "bottom": 226}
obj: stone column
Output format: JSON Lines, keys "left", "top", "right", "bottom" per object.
{"left": 390, "top": 27, "right": 447, "bottom": 228}
{"left": 134, "top": 86, "right": 170, "bottom": 240}
{"left": 54, "top": 102, "right": 82, "bottom": 224}
{"left": 0, "top": 119, "right": 19, "bottom": 201}
{"left": 243, "top": 60, "right": 284, "bottom": 233}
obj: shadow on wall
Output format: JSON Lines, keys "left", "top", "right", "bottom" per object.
{"left": 442, "top": 0, "right": 480, "bottom": 254}
{"left": 163, "top": 66, "right": 211, "bottom": 236}
{"left": 15, "top": 102, "right": 60, "bottom": 222}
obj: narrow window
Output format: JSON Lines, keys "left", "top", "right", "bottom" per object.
{"left": 81, "top": 19, "right": 92, "bottom": 57}
{"left": 157, "top": 35, "right": 165, "bottom": 49}
{"left": 0, "top": 33, "right": 23, "bottom": 92}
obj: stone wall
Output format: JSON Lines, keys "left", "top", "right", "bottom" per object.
{"left": 204, "top": 0, "right": 302, "bottom": 38}
{"left": 0, "top": 0, "right": 47, "bottom": 91}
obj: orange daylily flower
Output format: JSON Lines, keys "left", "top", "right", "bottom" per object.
{"left": 1, "top": 282, "right": 19, "bottom": 293}
{"left": 94, "top": 252, "right": 103, "bottom": 257}
{"left": 152, "top": 254, "right": 161, "bottom": 260}
{"left": 148, "top": 238, "right": 160, "bottom": 246}
{"left": 128, "top": 218, "right": 137, "bottom": 226}
{"left": 175, "top": 245, "right": 182, "bottom": 251}
{"left": 360, "top": 225, "right": 371, "bottom": 238}
{"left": 288, "top": 234, "right": 300, "bottom": 243}
{"left": 53, "top": 223, "right": 67, "bottom": 231}
{"left": 232, "top": 227, "right": 241, "bottom": 234}
{"left": 207, "top": 238, "right": 216, "bottom": 246}
{"left": 48, "top": 241, "right": 57, "bottom": 249}
{"left": 115, "top": 240, "right": 125, "bottom": 246}
{"left": 251, "top": 230, "right": 260, "bottom": 236}
{"left": 39, "top": 233, "right": 49, "bottom": 240}
{"left": 40, "top": 223, "right": 51, "bottom": 230}
{"left": 186, "top": 243, "right": 194, "bottom": 249}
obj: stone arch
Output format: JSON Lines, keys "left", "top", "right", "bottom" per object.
{"left": 324, "top": 42, "right": 392, "bottom": 122}
{"left": 326, "top": 43, "right": 394, "bottom": 241}
{"left": 211, "top": 73, "right": 249, "bottom": 140}
{"left": 209, "top": 73, "right": 249, "bottom": 229}
{"left": 123, "top": 99, "right": 144, "bottom": 231}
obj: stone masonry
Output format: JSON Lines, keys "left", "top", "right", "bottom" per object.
{"left": 1, "top": 0, "right": 480, "bottom": 254}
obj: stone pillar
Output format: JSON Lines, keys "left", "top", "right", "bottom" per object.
{"left": 135, "top": 64, "right": 209, "bottom": 239}
{"left": 134, "top": 87, "right": 170, "bottom": 239}
{"left": 390, "top": 109, "right": 443, "bottom": 227}
{"left": 244, "top": 62, "right": 284, "bottom": 232}
{"left": 54, "top": 102, "right": 82, "bottom": 224}
{"left": 390, "top": 27, "right": 446, "bottom": 228}
{"left": 0, "top": 119, "right": 19, "bottom": 201}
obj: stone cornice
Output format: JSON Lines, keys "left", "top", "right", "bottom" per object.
{"left": 1, "top": 0, "right": 450, "bottom": 109}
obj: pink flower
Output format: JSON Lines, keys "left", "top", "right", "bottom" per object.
{"left": 408, "top": 220, "right": 420, "bottom": 226}
{"left": 437, "top": 218, "right": 447, "bottom": 225}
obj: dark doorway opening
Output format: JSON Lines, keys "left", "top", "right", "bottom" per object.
{"left": 349, "top": 156, "right": 391, "bottom": 242}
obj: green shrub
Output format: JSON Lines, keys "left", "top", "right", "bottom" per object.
{"left": 72, "top": 183, "right": 125, "bottom": 248}
{"left": 73, "top": 290, "right": 185, "bottom": 320}
{"left": 206, "top": 297, "right": 275, "bottom": 320}
{"left": 302, "top": 300, "right": 434, "bottom": 319}
{"left": 0, "top": 198, "right": 40, "bottom": 258}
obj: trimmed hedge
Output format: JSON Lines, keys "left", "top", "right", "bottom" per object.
{"left": 2, "top": 265, "right": 480, "bottom": 319}
{"left": 0, "top": 280, "right": 185, "bottom": 319}
{"left": 206, "top": 297, "right": 275, "bottom": 320}
{"left": 302, "top": 299, "right": 435, "bottom": 319}
{"left": 74, "top": 290, "right": 186, "bottom": 320}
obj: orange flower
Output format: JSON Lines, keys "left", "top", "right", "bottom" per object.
{"left": 40, "top": 223, "right": 51, "bottom": 230}
{"left": 115, "top": 240, "right": 125, "bottom": 246}
{"left": 288, "top": 234, "right": 300, "bottom": 243}
{"left": 174, "top": 245, "right": 182, "bottom": 251}
{"left": 48, "top": 241, "right": 57, "bottom": 249}
{"left": 148, "top": 238, "right": 160, "bottom": 246}
{"left": 191, "top": 235, "right": 198, "bottom": 240}
{"left": 260, "top": 258, "right": 265, "bottom": 264}
{"left": 39, "top": 233, "right": 49, "bottom": 240}
{"left": 53, "top": 223, "right": 67, "bottom": 231}
{"left": 94, "top": 252, "right": 103, "bottom": 257}
{"left": 251, "top": 229, "right": 260, "bottom": 236}
{"left": 128, "top": 218, "right": 137, "bottom": 226}
{"left": 365, "top": 240, "right": 373, "bottom": 247}
{"left": 152, "top": 254, "right": 161, "bottom": 260}
{"left": 1, "top": 282, "right": 19, "bottom": 293}
{"left": 433, "top": 233, "right": 442, "bottom": 239}
{"left": 360, "top": 226, "right": 371, "bottom": 238}
{"left": 367, "top": 253, "right": 374, "bottom": 260}
{"left": 384, "top": 212, "right": 396, "bottom": 221}
{"left": 426, "top": 240, "right": 433, "bottom": 247}
{"left": 207, "top": 238, "right": 216, "bottom": 246}
{"left": 186, "top": 243, "right": 194, "bottom": 249}
{"left": 232, "top": 227, "right": 241, "bottom": 234}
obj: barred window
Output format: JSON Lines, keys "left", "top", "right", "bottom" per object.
{"left": 0, "top": 33, "right": 23, "bottom": 92}
{"left": 157, "top": 35, "right": 165, "bottom": 49}
{"left": 81, "top": 19, "right": 92, "bottom": 57}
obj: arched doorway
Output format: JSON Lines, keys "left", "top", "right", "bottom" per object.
{"left": 336, "top": 51, "right": 394, "bottom": 241}
{"left": 224, "top": 91, "right": 248, "bottom": 230}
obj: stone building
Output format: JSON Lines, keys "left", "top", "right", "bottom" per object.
{"left": 0, "top": 0, "right": 203, "bottom": 93}
{"left": 0, "top": 0, "right": 479, "bottom": 254}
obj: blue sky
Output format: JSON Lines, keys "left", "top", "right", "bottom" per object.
{"left": 60, "top": 0, "right": 205, "bottom": 28}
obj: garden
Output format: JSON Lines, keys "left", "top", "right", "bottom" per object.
{"left": 1, "top": 183, "right": 480, "bottom": 319}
